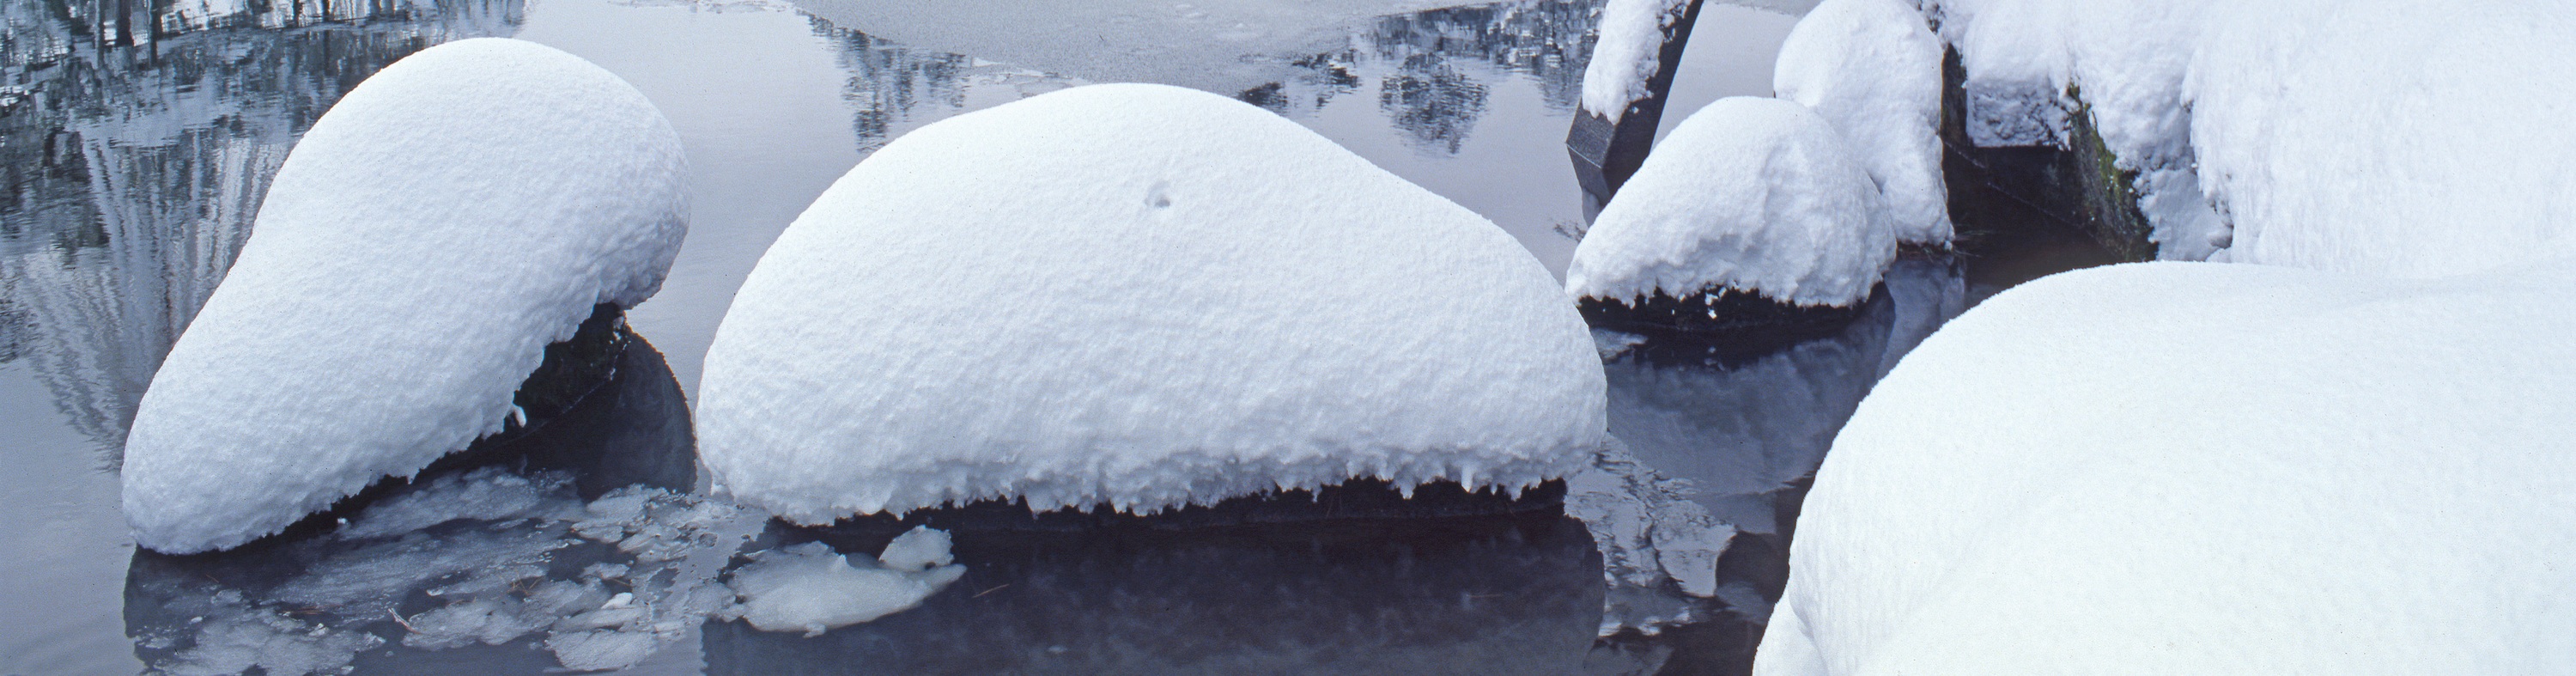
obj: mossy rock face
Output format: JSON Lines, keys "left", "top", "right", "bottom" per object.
{"left": 1936, "top": 47, "right": 2157, "bottom": 263}
{"left": 1578, "top": 287, "right": 1868, "bottom": 364}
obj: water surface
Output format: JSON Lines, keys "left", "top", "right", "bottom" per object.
{"left": 0, "top": 0, "right": 2081, "bottom": 673}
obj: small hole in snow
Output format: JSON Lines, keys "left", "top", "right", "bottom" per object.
{"left": 1147, "top": 180, "right": 1174, "bottom": 209}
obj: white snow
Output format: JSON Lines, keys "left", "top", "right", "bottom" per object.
{"left": 2188, "top": 0, "right": 2576, "bottom": 277}
{"left": 789, "top": 0, "right": 1489, "bottom": 94}
{"left": 720, "top": 536, "right": 968, "bottom": 636}
{"left": 1565, "top": 96, "right": 1892, "bottom": 308}
{"left": 876, "top": 525, "right": 957, "bottom": 572}
{"left": 1754, "top": 258, "right": 2576, "bottom": 674}
{"left": 119, "top": 38, "right": 689, "bottom": 554}
{"left": 1772, "top": 0, "right": 1950, "bottom": 245}
{"left": 1579, "top": 0, "right": 1693, "bottom": 122}
{"left": 696, "top": 83, "right": 1603, "bottom": 523}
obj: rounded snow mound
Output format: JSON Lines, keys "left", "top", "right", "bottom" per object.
{"left": 1774, "top": 0, "right": 1950, "bottom": 246}
{"left": 1756, "top": 259, "right": 2576, "bottom": 674}
{"left": 696, "top": 82, "right": 1604, "bottom": 524}
{"left": 122, "top": 38, "right": 689, "bottom": 554}
{"left": 1566, "top": 97, "right": 1893, "bottom": 308}
{"left": 2193, "top": 0, "right": 2576, "bottom": 277}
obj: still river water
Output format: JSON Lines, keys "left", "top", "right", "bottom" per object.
{"left": 0, "top": 0, "right": 2097, "bottom": 673}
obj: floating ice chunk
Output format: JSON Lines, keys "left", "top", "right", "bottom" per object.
{"left": 877, "top": 526, "right": 955, "bottom": 573}
{"left": 120, "top": 37, "right": 689, "bottom": 554}
{"left": 155, "top": 591, "right": 386, "bottom": 676}
{"left": 337, "top": 466, "right": 572, "bottom": 539}
{"left": 1566, "top": 97, "right": 1893, "bottom": 308}
{"left": 697, "top": 83, "right": 1603, "bottom": 523}
{"left": 1773, "top": 0, "right": 1950, "bottom": 245}
{"left": 723, "top": 540, "right": 968, "bottom": 636}
{"left": 1568, "top": 441, "right": 1735, "bottom": 636}
{"left": 1579, "top": 0, "right": 1693, "bottom": 122}
{"left": 1756, "top": 259, "right": 2576, "bottom": 674}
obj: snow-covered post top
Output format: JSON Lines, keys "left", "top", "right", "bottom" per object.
{"left": 1566, "top": 97, "right": 1893, "bottom": 309}
{"left": 121, "top": 38, "right": 689, "bottom": 554}
{"left": 1774, "top": 0, "right": 1951, "bottom": 246}
{"left": 1579, "top": 0, "right": 1698, "bottom": 124}
{"left": 696, "top": 83, "right": 1605, "bottom": 525}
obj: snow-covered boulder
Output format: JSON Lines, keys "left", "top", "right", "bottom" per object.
{"left": 1567, "top": 97, "right": 1893, "bottom": 310}
{"left": 1754, "top": 259, "right": 2576, "bottom": 674}
{"left": 696, "top": 82, "right": 1602, "bottom": 524}
{"left": 1773, "top": 0, "right": 1950, "bottom": 246}
{"left": 120, "top": 38, "right": 689, "bottom": 554}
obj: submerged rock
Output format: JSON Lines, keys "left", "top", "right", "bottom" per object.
{"left": 120, "top": 38, "right": 689, "bottom": 554}
{"left": 697, "top": 82, "right": 1602, "bottom": 524}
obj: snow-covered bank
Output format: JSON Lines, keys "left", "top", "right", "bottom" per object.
{"left": 1567, "top": 97, "right": 1891, "bottom": 309}
{"left": 699, "top": 83, "right": 1602, "bottom": 524}
{"left": 2189, "top": 0, "right": 2576, "bottom": 277}
{"left": 1772, "top": 0, "right": 1947, "bottom": 245}
{"left": 1923, "top": 0, "right": 2576, "bottom": 272}
{"left": 1754, "top": 258, "right": 2576, "bottom": 674}
{"left": 120, "top": 38, "right": 689, "bottom": 554}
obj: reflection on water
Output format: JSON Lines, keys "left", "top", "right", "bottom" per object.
{"left": 0, "top": 0, "right": 2042, "bottom": 673}
{"left": 1573, "top": 255, "right": 1970, "bottom": 673}
{"left": 702, "top": 512, "right": 1601, "bottom": 674}
{"left": 0, "top": 0, "right": 524, "bottom": 460}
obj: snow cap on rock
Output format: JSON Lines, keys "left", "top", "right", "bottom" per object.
{"left": 1774, "top": 0, "right": 1951, "bottom": 246}
{"left": 1756, "top": 258, "right": 2576, "bottom": 674}
{"left": 696, "top": 82, "right": 1604, "bottom": 524}
{"left": 1567, "top": 96, "right": 1893, "bottom": 308}
{"left": 122, "top": 38, "right": 689, "bottom": 554}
